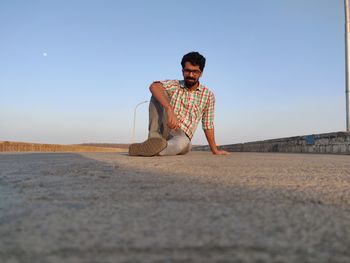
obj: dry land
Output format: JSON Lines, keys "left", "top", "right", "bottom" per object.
{"left": 0, "top": 151, "right": 350, "bottom": 263}
{"left": 0, "top": 141, "right": 125, "bottom": 152}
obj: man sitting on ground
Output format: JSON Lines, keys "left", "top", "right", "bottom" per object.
{"left": 129, "top": 51, "right": 229, "bottom": 156}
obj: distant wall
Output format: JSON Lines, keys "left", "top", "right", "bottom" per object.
{"left": 194, "top": 132, "right": 350, "bottom": 155}
{"left": 0, "top": 141, "right": 125, "bottom": 153}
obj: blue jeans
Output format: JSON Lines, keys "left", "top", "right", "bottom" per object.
{"left": 148, "top": 96, "right": 192, "bottom": 156}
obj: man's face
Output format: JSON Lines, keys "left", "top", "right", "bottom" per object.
{"left": 182, "top": 62, "right": 202, "bottom": 88}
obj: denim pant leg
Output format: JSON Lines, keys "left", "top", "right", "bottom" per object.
{"left": 148, "top": 96, "right": 170, "bottom": 139}
{"left": 159, "top": 129, "right": 192, "bottom": 156}
{"left": 148, "top": 95, "right": 192, "bottom": 156}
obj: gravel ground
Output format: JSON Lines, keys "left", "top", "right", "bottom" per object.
{"left": 0, "top": 151, "right": 350, "bottom": 263}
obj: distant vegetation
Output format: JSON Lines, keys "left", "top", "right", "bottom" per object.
{"left": 78, "top": 143, "right": 130, "bottom": 149}
{"left": 0, "top": 141, "right": 126, "bottom": 152}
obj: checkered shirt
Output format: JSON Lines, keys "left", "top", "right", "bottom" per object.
{"left": 156, "top": 79, "right": 215, "bottom": 140}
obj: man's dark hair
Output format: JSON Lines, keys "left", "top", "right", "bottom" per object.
{"left": 181, "top": 52, "right": 206, "bottom": 72}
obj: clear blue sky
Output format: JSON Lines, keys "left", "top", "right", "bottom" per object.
{"left": 0, "top": 0, "right": 346, "bottom": 145}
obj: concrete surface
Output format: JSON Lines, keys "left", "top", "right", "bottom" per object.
{"left": 195, "top": 131, "right": 350, "bottom": 154}
{"left": 0, "top": 151, "right": 350, "bottom": 263}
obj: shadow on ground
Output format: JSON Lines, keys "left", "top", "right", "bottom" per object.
{"left": 0, "top": 152, "right": 350, "bottom": 263}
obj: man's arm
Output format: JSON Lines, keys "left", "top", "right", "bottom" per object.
{"left": 202, "top": 91, "right": 229, "bottom": 155}
{"left": 149, "top": 82, "right": 178, "bottom": 129}
{"left": 204, "top": 128, "right": 229, "bottom": 155}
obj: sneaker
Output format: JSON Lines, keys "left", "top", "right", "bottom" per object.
{"left": 129, "top": 137, "right": 167, "bottom": 156}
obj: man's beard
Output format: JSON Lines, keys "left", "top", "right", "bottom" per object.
{"left": 184, "top": 77, "right": 198, "bottom": 88}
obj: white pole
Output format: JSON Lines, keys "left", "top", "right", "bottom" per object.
{"left": 131, "top": 100, "right": 148, "bottom": 143}
{"left": 345, "top": 0, "right": 350, "bottom": 131}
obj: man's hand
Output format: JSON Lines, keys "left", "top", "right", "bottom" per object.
{"left": 166, "top": 107, "right": 179, "bottom": 129}
{"left": 204, "top": 129, "right": 230, "bottom": 156}
{"left": 212, "top": 149, "right": 230, "bottom": 155}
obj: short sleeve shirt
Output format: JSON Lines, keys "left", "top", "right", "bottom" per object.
{"left": 155, "top": 79, "right": 215, "bottom": 139}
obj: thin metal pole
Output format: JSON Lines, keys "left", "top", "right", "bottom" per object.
{"left": 345, "top": 0, "right": 350, "bottom": 131}
{"left": 131, "top": 100, "right": 148, "bottom": 143}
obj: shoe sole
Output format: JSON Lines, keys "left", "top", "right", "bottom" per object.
{"left": 129, "top": 137, "right": 167, "bottom": 156}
